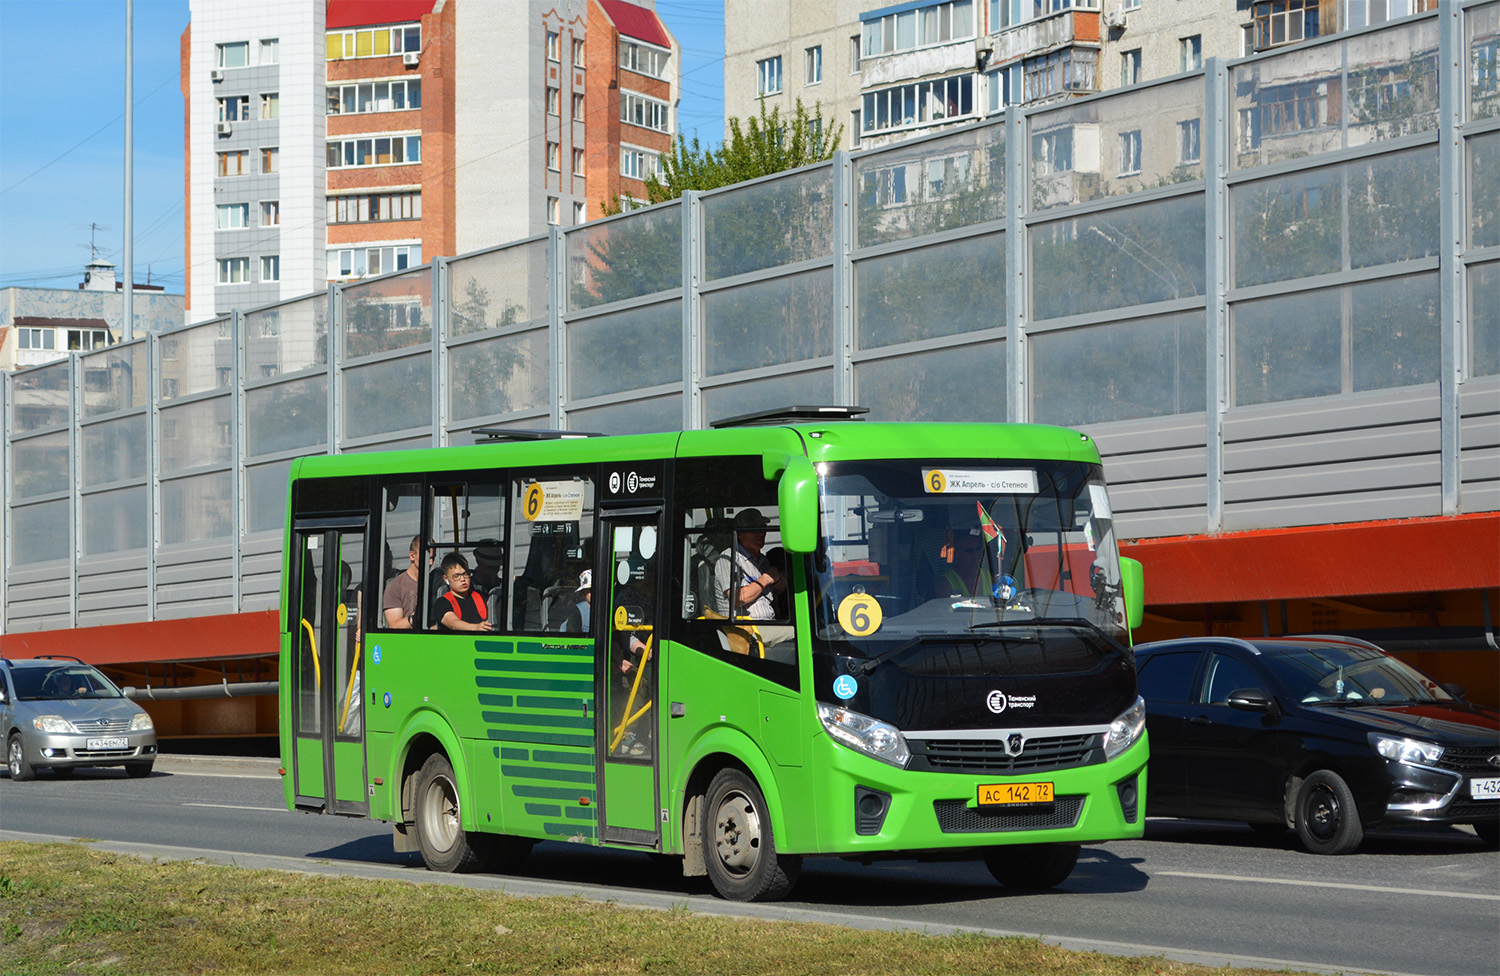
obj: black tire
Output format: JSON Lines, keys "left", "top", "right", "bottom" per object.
{"left": 1294, "top": 770, "right": 1363, "bottom": 855}
{"left": 125, "top": 761, "right": 154, "bottom": 779}
{"left": 702, "top": 767, "right": 800, "bottom": 901}
{"left": 983, "top": 843, "right": 1081, "bottom": 890}
{"left": 1472, "top": 821, "right": 1499, "bottom": 848}
{"left": 7, "top": 733, "right": 35, "bottom": 782}
{"left": 50, "top": 766, "right": 77, "bottom": 778}
{"left": 413, "top": 752, "right": 492, "bottom": 873}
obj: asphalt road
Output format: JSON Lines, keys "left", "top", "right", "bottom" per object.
{"left": 2, "top": 756, "right": 1497, "bottom": 976}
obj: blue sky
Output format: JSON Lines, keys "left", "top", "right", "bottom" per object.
{"left": 0, "top": 0, "right": 725, "bottom": 292}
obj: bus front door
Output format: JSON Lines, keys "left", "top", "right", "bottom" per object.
{"left": 290, "top": 519, "right": 370, "bottom": 817}
{"left": 597, "top": 508, "right": 663, "bottom": 847}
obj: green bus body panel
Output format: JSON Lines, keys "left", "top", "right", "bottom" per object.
{"left": 603, "top": 762, "right": 657, "bottom": 832}
{"left": 333, "top": 740, "right": 366, "bottom": 803}
{"left": 295, "top": 736, "right": 323, "bottom": 796}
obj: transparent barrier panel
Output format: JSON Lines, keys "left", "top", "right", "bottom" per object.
{"left": 11, "top": 431, "right": 69, "bottom": 498}
{"left": 246, "top": 375, "right": 329, "bottom": 457}
{"left": 1350, "top": 272, "right": 1441, "bottom": 393}
{"left": 1028, "top": 78, "right": 1204, "bottom": 214}
{"left": 856, "top": 341, "right": 1006, "bottom": 422}
{"left": 567, "top": 300, "right": 681, "bottom": 399}
{"left": 449, "top": 239, "right": 549, "bottom": 337}
{"left": 82, "top": 415, "right": 148, "bottom": 487}
{"left": 342, "top": 353, "right": 433, "bottom": 440}
{"left": 566, "top": 202, "right": 682, "bottom": 311}
{"left": 702, "top": 370, "right": 835, "bottom": 425}
{"left": 246, "top": 294, "right": 327, "bottom": 379}
{"left": 1032, "top": 194, "right": 1205, "bottom": 321}
{"left": 449, "top": 329, "right": 549, "bottom": 422}
{"left": 83, "top": 486, "right": 149, "bottom": 556}
{"left": 246, "top": 459, "right": 295, "bottom": 535}
{"left": 159, "top": 320, "right": 232, "bottom": 401}
{"left": 1031, "top": 311, "right": 1207, "bottom": 426}
{"left": 11, "top": 360, "right": 70, "bottom": 432}
{"left": 1473, "top": 131, "right": 1499, "bottom": 250}
{"left": 855, "top": 121, "right": 1005, "bottom": 248}
{"left": 160, "top": 471, "right": 233, "bottom": 546}
{"left": 1472, "top": 262, "right": 1499, "bottom": 377}
{"left": 1472, "top": 2, "right": 1500, "bottom": 123}
{"left": 80, "top": 341, "right": 148, "bottom": 418}
{"left": 855, "top": 232, "right": 1003, "bottom": 350}
{"left": 342, "top": 268, "right": 433, "bottom": 359}
{"left": 567, "top": 394, "right": 681, "bottom": 435}
{"left": 702, "top": 269, "right": 833, "bottom": 376}
{"left": 12, "top": 499, "right": 69, "bottom": 565}
{"left": 160, "top": 396, "right": 233, "bottom": 473}
{"left": 703, "top": 164, "right": 834, "bottom": 281}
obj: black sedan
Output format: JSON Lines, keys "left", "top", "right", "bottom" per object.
{"left": 1135, "top": 635, "right": 1500, "bottom": 854}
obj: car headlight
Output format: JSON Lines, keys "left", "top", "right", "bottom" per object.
{"left": 33, "top": 715, "right": 79, "bottom": 734}
{"left": 130, "top": 712, "right": 154, "bottom": 732}
{"left": 1370, "top": 733, "right": 1444, "bottom": 766}
{"left": 817, "top": 703, "right": 910, "bottom": 768}
{"left": 1103, "top": 696, "right": 1147, "bottom": 760}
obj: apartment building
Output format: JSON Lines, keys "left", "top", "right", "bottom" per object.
{"left": 184, "top": 0, "right": 677, "bottom": 321}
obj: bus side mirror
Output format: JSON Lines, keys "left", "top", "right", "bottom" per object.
{"left": 778, "top": 456, "right": 819, "bottom": 554}
{"left": 1120, "top": 557, "right": 1144, "bottom": 632}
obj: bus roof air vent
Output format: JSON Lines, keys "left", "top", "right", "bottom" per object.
{"left": 710, "top": 405, "right": 869, "bottom": 429}
{"left": 472, "top": 428, "right": 604, "bottom": 442}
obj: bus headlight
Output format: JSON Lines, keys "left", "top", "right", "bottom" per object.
{"left": 1103, "top": 696, "right": 1146, "bottom": 760}
{"left": 818, "top": 703, "right": 910, "bottom": 768}
{"left": 33, "top": 715, "right": 79, "bottom": 734}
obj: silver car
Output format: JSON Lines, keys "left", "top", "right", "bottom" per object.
{"left": 2, "top": 657, "right": 158, "bottom": 780}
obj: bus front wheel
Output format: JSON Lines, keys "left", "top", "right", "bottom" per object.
{"left": 983, "top": 843, "right": 1080, "bottom": 890}
{"left": 414, "top": 752, "right": 492, "bottom": 873}
{"left": 702, "top": 767, "right": 800, "bottom": 901}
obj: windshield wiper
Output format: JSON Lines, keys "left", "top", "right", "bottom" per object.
{"left": 968, "top": 616, "right": 1131, "bottom": 656}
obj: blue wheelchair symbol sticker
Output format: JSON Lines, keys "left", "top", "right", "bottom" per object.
{"left": 833, "top": 674, "right": 858, "bottom": 700}
{"left": 372, "top": 645, "right": 382, "bottom": 665}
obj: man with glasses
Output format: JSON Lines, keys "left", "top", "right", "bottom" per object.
{"left": 432, "top": 554, "right": 492, "bottom": 633}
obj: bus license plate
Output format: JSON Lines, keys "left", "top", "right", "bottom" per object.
{"left": 1470, "top": 777, "right": 1500, "bottom": 799}
{"left": 978, "top": 782, "right": 1054, "bottom": 807}
{"left": 86, "top": 737, "right": 128, "bottom": 750}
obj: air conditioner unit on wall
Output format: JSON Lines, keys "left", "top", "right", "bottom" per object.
{"left": 402, "top": 51, "right": 420, "bottom": 67}
{"left": 216, "top": 121, "right": 232, "bottom": 135}
{"left": 210, "top": 68, "right": 224, "bottom": 81}
{"left": 1103, "top": 9, "right": 1127, "bottom": 28}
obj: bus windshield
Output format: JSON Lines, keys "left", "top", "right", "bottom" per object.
{"left": 811, "top": 459, "right": 1127, "bottom": 655}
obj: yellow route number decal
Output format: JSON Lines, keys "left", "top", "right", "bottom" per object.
{"left": 927, "top": 469, "right": 947, "bottom": 494}
{"left": 613, "top": 605, "right": 629, "bottom": 630}
{"left": 837, "top": 593, "right": 883, "bottom": 637}
{"left": 523, "top": 482, "right": 545, "bottom": 522}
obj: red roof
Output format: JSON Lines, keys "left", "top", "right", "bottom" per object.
{"left": 600, "top": 0, "right": 671, "bottom": 49}
{"left": 327, "top": 0, "right": 435, "bottom": 30}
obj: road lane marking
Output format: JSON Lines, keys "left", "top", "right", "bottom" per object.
{"left": 182, "top": 802, "right": 287, "bottom": 813}
{"left": 1156, "top": 870, "right": 1500, "bottom": 901}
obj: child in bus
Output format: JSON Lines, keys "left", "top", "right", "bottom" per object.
{"left": 432, "top": 554, "right": 492, "bottom": 633}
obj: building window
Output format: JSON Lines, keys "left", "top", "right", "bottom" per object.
{"left": 216, "top": 41, "right": 248, "bottom": 68}
{"left": 757, "top": 56, "right": 783, "bottom": 96}
{"left": 1178, "top": 118, "right": 1201, "bottom": 164}
{"left": 260, "top": 92, "right": 279, "bottom": 119}
{"left": 218, "top": 257, "right": 250, "bottom": 284}
{"left": 216, "top": 203, "right": 250, "bottom": 229}
{"left": 547, "top": 86, "right": 560, "bottom": 115}
{"left": 1181, "top": 35, "right": 1202, "bottom": 73}
{"left": 260, "top": 38, "right": 278, "bottom": 64}
{"left": 547, "top": 197, "right": 560, "bottom": 225}
{"left": 327, "top": 191, "right": 421, "bottom": 224}
{"left": 620, "top": 39, "right": 669, "bottom": 77}
{"left": 1123, "top": 0, "right": 1141, "bottom": 9}
{"left": 1252, "top": 0, "right": 1319, "bottom": 49}
{"left": 1021, "top": 49, "right": 1097, "bottom": 101}
{"left": 17, "top": 328, "right": 55, "bottom": 350}
{"left": 574, "top": 201, "right": 586, "bottom": 224}
{"left": 805, "top": 45, "right": 823, "bottom": 85}
{"left": 328, "top": 24, "right": 420, "bottom": 60}
{"left": 217, "top": 95, "right": 249, "bottom": 122}
{"left": 862, "top": 74, "right": 975, "bottom": 134}
{"left": 862, "top": 0, "right": 975, "bottom": 58}
{"left": 326, "top": 79, "right": 422, "bottom": 115}
{"left": 850, "top": 109, "right": 861, "bottom": 149}
{"left": 67, "top": 329, "right": 109, "bottom": 351}
{"left": 217, "top": 150, "right": 249, "bottom": 176}
{"left": 1033, "top": 127, "right": 1073, "bottom": 175}
{"left": 326, "top": 244, "right": 421, "bottom": 280}
{"left": 326, "top": 134, "right": 422, "bottom": 168}
{"left": 573, "top": 38, "right": 585, "bottom": 65}
{"left": 620, "top": 91, "right": 670, "bottom": 132}
{"left": 261, "top": 200, "right": 280, "bottom": 226}
{"left": 261, "top": 146, "right": 278, "bottom": 173}
{"left": 573, "top": 148, "right": 586, "bottom": 176}
{"left": 547, "top": 141, "right": 561, "bottom": 171}
{"left": 621, "top": 146, "right": 660, "bottom": 181}
{"left": 986, "top": 66, "right": 1008, "bottom": 112}
{"left": 1117, "top": 129, "right": 1142, "bottom": 175}
{"left": 850, "top": 35, "right": 861, "bottom": 73}
{"left": 1121, "top": 48, "right": 1141, "bottom": 86}
{"left": 261, "top": 255, "right": 280, "bottom": 282}
{"left": 573, "top": 92, "right": 585, "bottom": 118}
{"left": 546, "top": 30, "right": 559, "bottom": 61}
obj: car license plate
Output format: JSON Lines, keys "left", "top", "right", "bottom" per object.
{"left": 978, "top": 782, "right": 1054, "bottom": 806}
{"left": 86, "top": 737, "right": 128, "bottom": 750}
{"left": 1470, "top": 777, "right": 1500, "bottom": 800}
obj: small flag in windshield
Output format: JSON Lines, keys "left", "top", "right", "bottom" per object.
{"left": 976, "top": 501, "right": 1004, "bottom": 565}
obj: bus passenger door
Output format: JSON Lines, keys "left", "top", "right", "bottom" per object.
{"left": 290, "top": 519, "right": 370, "bottom": 817}
{"left": 596, "top": 508, "right": 663, "bottom": 847}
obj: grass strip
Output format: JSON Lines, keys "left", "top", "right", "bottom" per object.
{"left": 0, "top": 841, "right": 1306, "bottom": 976}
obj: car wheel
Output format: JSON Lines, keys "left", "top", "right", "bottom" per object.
{"left": 983, "top": 843, "right": 1081, "bottom": 890}
{"left": 1294, "top": 770, "right": 1363, "bottom": 855}
{"left": 7, "top": 733, "right": 35, "bottom": 782}
{"left": 51, "top": 766, "right": 76, "bottom": 778}
{"left": 125, "top": 761, "right": 154, "bottom": 778}
{"left": 702, "top": 767, "right": 801, "bottom": 901}
{"left": 413, "top": 752, "right": 492, "bottom": 873}
{"left": 1473, "top": 821, "right": 1499, "bottom": 848}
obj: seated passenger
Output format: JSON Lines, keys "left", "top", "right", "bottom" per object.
{"left": 432, "top": 554, "right": 492, "bottom": 634}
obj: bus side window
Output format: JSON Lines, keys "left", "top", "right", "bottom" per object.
{"left": 507, "top": 470, "right": 595, "bottom": 634}
{"left": 429, "top": 480, "right": 506, "bottom": 630}
{"left": 376, "top": 481, "right": 425, "bottom": 631}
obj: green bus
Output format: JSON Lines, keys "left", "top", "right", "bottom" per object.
{"left": 278, "top": 407, "right": 1148, "bottom": 901}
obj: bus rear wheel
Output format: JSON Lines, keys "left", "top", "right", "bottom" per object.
{"left": 414, "top": 752, "right": 492, "bottom": 873}
{"left": 983, "top": 843, "right": 1080, "bottom": 890}
{"left": 702, "top": 768, "right": 800, "bottom": 901}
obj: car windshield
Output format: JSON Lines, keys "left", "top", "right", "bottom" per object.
{"left": 12, "top": 665, "right": 123, "bottom": 702}
{"left": 810, "top": 458, "right": 1128, "bottom": 665}
{"left": 1260, "top": 645, "right": 1455, "bottom": 704}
